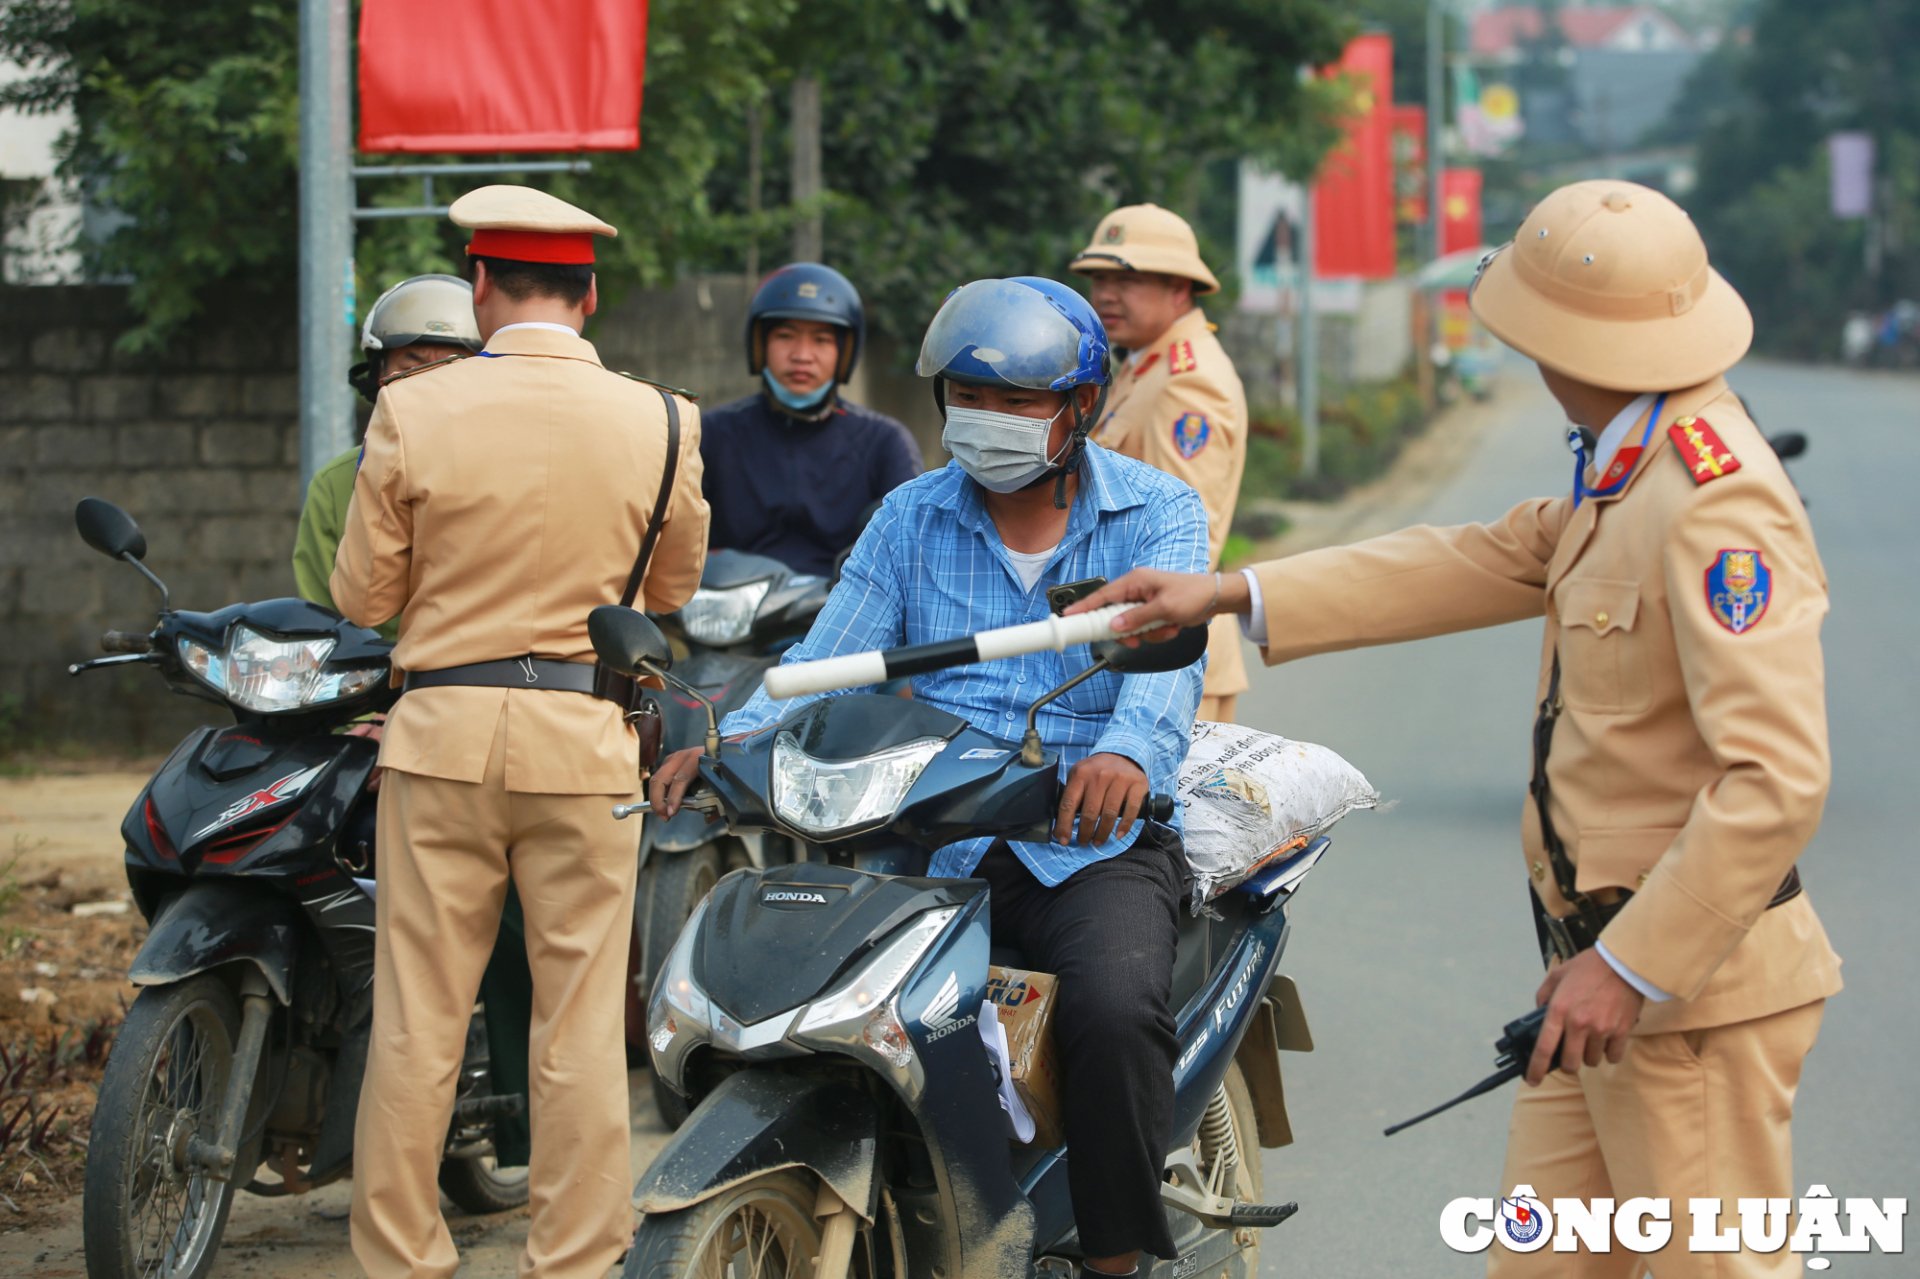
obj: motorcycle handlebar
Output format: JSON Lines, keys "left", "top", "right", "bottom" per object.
{"left": 1147, "top": 794, "right": 1176, "bottom": 824}
{"left": 100, "top": 630, "right": 152, "bottom": 654}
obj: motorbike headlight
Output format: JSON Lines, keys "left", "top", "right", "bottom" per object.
{"left": 771, "top": 732, "right": 947, "bottom": 836}
{"left": 677, "top": 581, "right": 772, "bottom": 646}
{"left": 651, "top": 894, "right": 712, "bottom": 1028}
{"left": 795, "top": 907, "right": 958, "bottom": 1070}
{"left": 178, "top": 625, "right": 386, "bottom": 714}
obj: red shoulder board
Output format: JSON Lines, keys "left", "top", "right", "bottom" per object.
{"left": 1667, "top": 415, "right": 1742, "bottom": 485}
{"left": 1168, "top": 340, "right": 1197, "bottom": 375}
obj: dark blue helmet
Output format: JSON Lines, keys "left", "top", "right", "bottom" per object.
{"left": 746, "top": 262, "right": 865, "bottom": 383}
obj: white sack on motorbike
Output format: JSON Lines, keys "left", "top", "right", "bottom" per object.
{"left": 1176, "top": 721, "right": 1378, "bottom": 911}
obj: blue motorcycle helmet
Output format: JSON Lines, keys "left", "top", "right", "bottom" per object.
{"left": 916, "top": 276, "right": 1112, "bottom": 505}
{"left": 745, "top": 262, "right": 865, "bottom": 384}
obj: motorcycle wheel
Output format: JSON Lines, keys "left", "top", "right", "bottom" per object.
{"left": 438, "top": 1154, "right": 531, "bottom": 1215}
{"left": 640, "top": 845, "right": 723, "bottom": 1128}
{"left": 625, "top": 1169, "right": 874, "bottom": 1279}
{"left": 82, "top": 974, "right": 241, "bottom": 1279}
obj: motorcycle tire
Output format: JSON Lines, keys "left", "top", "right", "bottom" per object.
{"left": 438, "top": 1154, "right": 531, "bottom": 1215}
{"left": 625, "top": 1168, "right": 874, "bottom": 1279}
{"left": 83, "top": 974, "right": 242, "bottom": 1279}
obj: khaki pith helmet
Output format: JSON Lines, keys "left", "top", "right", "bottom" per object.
{"left": 1070, "top": 203, "right": 1220, "bottom": 295}
{"left": 1468, "top": 180, "right": 1751, "bottom": 392}
{"left": 360, "top": 274, "right": 482, "bottom": 353}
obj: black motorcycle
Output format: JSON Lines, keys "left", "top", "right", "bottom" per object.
{"left": 67, "top": 499, "right": 527, "bottom": 1279}
{"left": 629, "top": 551, "right": 828, "bottom": 1085}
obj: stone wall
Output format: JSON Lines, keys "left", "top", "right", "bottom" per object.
{"left": 1, "top": 286, "right": 304, "bottom": 750}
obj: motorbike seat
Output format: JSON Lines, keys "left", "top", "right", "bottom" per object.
{"left": 986, "top": 903, "right": 1212, "bottom": 1013}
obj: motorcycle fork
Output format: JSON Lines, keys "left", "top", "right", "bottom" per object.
{"left": 186, "top": 967, "right": 276, "bottom": 1181}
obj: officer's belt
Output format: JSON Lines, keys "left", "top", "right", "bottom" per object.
{"left": 405, "top": 657, "right": 597, "bottom": 695}
{"left": 1529, "top": 651, "right": 1803, "bottom": 966}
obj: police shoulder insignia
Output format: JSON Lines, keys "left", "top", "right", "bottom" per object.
{"left": 617, "top": 370, "right": 700, "bottom": 402}
{"left": 1667, "top": 415, "right": 1741, "bottom": 485}
{"left": 1169, "top": 340, "right": 1198, "bottom": 376}
{"left": 1172, "top": 412, "right": 1210, "bottom": 459}
{"left": 1705, "top": 549, "right": 1771, "bottom": 634}
{"left": 382, "top": 353, "right": 468, "bottom": 383}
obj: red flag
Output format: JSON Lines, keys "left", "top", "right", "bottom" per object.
{"left": 358, "top": 0, "right": 648, "bottom": 153}
{"left": 1391, "top": 104, "right": 1428, "bottom": 224}
{"left": 1313, "top": 34, "right": 1396, "bottom": 280}
{"left": 1440, "top": 168, "right": 1484, "bottom": 254}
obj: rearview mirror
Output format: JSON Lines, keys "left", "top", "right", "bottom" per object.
{"left": 1767, "top": 431, "right": 1807, "bottom": 461}
{"left": 1095, "top": 625, "right": 1208, "bottom": 674}
{"left": 75, "top": 497, "right": 147, "bottom": 561}
{"left": 589, "top": 605, "right": 673, "bottom": 676}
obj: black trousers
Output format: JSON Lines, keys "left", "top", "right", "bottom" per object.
{"left": 975, "top": 826, "right": 1185, "bottom": 1261}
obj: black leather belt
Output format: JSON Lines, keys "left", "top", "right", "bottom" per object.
{"left": 1534, "top": 866, "right": 1803, "bottom": 965}
{"left": 404, "top": 657, "right": 596, "bottom": 694}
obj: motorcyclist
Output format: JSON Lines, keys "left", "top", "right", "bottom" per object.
{"left": 291, "top": 273, "right": 482, "bottom": 638}
{"left": 285, "top": 272, "right": 532, "bottom": 1174}
{"left": 699, "top": 262, "right": 923, "bottom": 576}
{"left": 652, "top": 276, "right": 1209, "bottom": 1276}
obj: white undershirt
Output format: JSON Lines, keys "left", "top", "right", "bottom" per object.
{"left": 491, "top": 320, "right": 581, "bottom": 337}
{"left": 1590, "top": 392, "right": 1658, "bottom": 478}
{"left": 1005, "top": 545, "right": 1057, "bottom": 592}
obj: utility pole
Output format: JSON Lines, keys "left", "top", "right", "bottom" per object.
{"left": 297, "top": 0, "right": 354, "bottom": 488}
{"left": 746, "top": 100, "right": 764, "bottom": 283}
{"left": 789, "top": 75, "right": 823, "bottom": 261}
{"left": 1427, "top": 0, "right": 1446, "bottom": 268}
{"left": 1298, "top": 183, "right": 1320, "bottom": 481}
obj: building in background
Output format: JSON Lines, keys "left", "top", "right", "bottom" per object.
{"left": 0, "top": 56, "right": 82, "bottom": 284}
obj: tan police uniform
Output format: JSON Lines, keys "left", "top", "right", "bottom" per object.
{"left": 332, "top": 186, "right": 709, "bottom": 1279}
{"left": 1242, "top": 182, "right": 1839, "bottom": 1278}
{"left": 1072, "top": 204, "right": 1249, "bottom": 722}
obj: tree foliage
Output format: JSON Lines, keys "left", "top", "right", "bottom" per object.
{"left": 3, "top": 0, "right": 1355, "bottom": 351}
{"left": 1689, "top": 0, "right": 1920, "bottom": 355}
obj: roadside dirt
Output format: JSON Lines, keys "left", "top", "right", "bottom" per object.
{"left": 0, "top": 770, "right": 670, "bottom": 1277}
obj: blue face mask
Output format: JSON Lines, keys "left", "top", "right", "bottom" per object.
{"left": 763, "top": 369, "right": 834, "bottom": 414}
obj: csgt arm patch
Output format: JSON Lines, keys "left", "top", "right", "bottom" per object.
{"left": 1705, "top": 549, "right": 1771, "bottom": 634}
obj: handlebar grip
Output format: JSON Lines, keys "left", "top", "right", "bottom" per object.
{"left": 101, "top": 630, "right": 151, "bottom": 654}
{"left": 1147, "top": 793, "right": 1176, "bottom": 823}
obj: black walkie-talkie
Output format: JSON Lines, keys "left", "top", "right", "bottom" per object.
{"left": 1384, "top": 1006, "right": 1553, "bottom": 1137}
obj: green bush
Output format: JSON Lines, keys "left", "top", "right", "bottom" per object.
{"left": 1239, "top": 374, "right": 1429, "bottom": 505}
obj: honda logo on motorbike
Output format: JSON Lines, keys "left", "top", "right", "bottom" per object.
{"left": 918, "top": 972, "right": 977, "bottom": 1043}
{"left": 760, "top": 888, "right": 830, "bottom": 907}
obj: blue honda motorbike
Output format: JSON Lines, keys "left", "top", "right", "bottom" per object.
{"left": 590, "top": 606, "right": 1324, "bottom": 1279}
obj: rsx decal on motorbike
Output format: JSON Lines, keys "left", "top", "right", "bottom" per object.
{"left": 192, "top": 763, "right": 326, "bottom": 840}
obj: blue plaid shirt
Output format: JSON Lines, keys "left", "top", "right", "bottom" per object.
{"left": 723, "top": 445, "right": 1208, "bottom": 885}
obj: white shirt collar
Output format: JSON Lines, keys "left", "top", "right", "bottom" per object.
{"left": 1591, "top": 392, "right": 1658, "bottom": 476}
{"left": 492, "top": 321, "right": 581, "bottom": 337}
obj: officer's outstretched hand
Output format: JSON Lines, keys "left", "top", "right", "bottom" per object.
{"left": 1526, "top": 948, "right": 1646, "bottom": 1084}
{"left": 1064, "top": 568, "right": 1248, "bottom": 646}
{"left": 649, "top": 746, "right": 707, "bottom": 819}
{"left": 1056, "top": 752, "right": 1150, "bottom": 846}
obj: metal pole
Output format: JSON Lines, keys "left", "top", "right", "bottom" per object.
{"left": 1427, "top": 0, "right": 1445, "bottom": 268}
{"left": 1298, "top": 182, "right": 1320, "bottom": 481}
{"left": 298, "top": 0, "right": 354, "bottom": 488}
{"left": 790, "top": 75, "right": 823, "bottom": 261}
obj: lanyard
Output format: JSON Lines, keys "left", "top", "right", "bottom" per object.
{"left": 1569, "top": 393, "right": 1667, "bottom": 509}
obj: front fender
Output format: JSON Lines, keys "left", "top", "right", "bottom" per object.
{"left": 633, "top": 1071, "right": 878, "bottom": 1221}
{"left": 130, "top": 881, "right": 302, "bottom": 1004}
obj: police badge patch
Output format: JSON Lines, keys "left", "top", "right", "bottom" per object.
{"left": 1706, "top": 549, "right": 1771, "bottom": 634}
{"left": 1173, "top": 412, "right": 1210, "bottom": 459}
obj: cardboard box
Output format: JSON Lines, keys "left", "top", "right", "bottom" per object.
{"left": 985, "top": 964, "right": 1064, "bottom": 1148}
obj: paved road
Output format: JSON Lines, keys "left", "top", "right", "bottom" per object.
{"left": 1243, "top": 360, "right": 1920, "bottom": 1275}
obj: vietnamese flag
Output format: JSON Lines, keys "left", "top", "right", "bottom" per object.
{"left": 358, "top": 0, "right": 648, "bottom": 153}
{"left": 1441, "top": 168, "right": 1484, "bottom": 255}
{"left": 1313, "top": 33, "right": 1396, "bottom": 280}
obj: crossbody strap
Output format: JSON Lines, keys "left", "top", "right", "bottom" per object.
{"left": 619, "top": 388, "right": 682, "bottom": 609}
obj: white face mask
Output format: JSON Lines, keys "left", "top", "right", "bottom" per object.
{"left": 942, "top": 404, "right": 1068, "bottom": 494}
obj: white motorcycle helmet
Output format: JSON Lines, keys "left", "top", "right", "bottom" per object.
{"left": 348, "top": 274, "right": 483, "bottom": 402}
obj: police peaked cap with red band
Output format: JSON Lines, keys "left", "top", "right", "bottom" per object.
{"left": 449, "top": 184, "right": 617, "bottom": 265}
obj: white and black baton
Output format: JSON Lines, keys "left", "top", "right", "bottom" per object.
{"left": 763, "top": 603, "right": 1133, "bottom": 700}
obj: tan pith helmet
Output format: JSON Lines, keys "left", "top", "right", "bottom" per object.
{"left": 1070, "top": 203, "right": 1220, "bottom": 295}
{"left": 1468, "top": 180, "right": 1751, "bottom": 392}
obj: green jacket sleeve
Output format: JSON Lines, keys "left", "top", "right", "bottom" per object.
{"left": 293, "top": 449, "right": 399, "bottom": 641}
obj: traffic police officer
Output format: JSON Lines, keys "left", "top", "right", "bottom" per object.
{"left": 1068, "top": 180, "right": 1841, "bottom": 1277}
{"left": 1071, "top": 203, "right": 1249, "bottom": 722}
{"left": 333, "top": 185, "right": 709, "bottom": 1279}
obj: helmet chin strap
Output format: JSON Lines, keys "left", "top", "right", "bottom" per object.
{"left": 1043, "top": 383, "right": 1109, "bottom": 508}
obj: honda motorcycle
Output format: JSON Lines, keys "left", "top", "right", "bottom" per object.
{"left": 589, "top": 604, "right": 1326, "bottom": 1279}
{"left": 67, "top": 499, "right": 526, "bottom": 1279}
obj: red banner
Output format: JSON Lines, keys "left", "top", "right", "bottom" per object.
{"left": 1391, "top": 104, "right": 1428, "bottom": 224}
{"left": 1440, "top": 167, "right": 1484, "bottom": 254}
{"left": 1313, "top": 34, "right": 1396, "bottom": 280}
{"left": 358, "top": 0, "right": 649, "bottom": 153}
